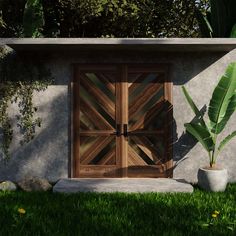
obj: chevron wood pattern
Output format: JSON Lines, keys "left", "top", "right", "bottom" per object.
{"left": 73, "top": 64, "right": 173, "bottom": 178}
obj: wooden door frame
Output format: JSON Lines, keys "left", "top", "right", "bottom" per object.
{"left": 71, "top": 63, "right": 173, "bottom": 178}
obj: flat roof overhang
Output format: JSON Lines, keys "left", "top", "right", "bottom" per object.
{"left": 1, "top": 38, "right": 236, "bottom": 52}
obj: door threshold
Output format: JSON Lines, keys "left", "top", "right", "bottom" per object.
{"left": 53, "top": 178, "right": 193, "bottom": 193}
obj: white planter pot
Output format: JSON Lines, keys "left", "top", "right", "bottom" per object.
{"left": 197, "top": 167, "right": 228, "bottom": 192}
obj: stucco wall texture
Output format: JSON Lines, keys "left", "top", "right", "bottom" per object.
{"left": 0, "top": 49, "right": 236, "bottom": 183}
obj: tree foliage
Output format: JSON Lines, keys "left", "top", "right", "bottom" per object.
{"left": 0, "top": 0, "right": 209, "bottom": 38}
{"left": 196, "top": 0, "right": 236, "bottom": 38}
{"left": 0, "top": 0, "right": 26, "bottom": 37}
{"left": 23, "top": 0, "right": 44, "bottom": 37}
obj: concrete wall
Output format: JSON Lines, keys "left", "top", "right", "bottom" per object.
{"left": 0, "top": 48, "right": 236, "bottom": 183}
{"left": 173, "top": 49, "right": 236, "bottom": 183}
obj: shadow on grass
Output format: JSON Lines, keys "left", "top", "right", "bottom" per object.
{"left": 0, "top": 185, "right": 235, "bottom": 236}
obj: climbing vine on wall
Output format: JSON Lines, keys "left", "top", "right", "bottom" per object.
{"left": 0, "top": 47, "right": 53, "bottom": 161}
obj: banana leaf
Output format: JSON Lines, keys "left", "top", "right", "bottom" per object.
{"left": 218, "top": 131, "right": 236, "bottom": 153}
{"left": 185, "top": 123, "right": 214, "bottom": 152}
{"left": 182, "top": 86, "right": 207, "bottom": 128}
{"left": 195, "top": 8, "right": 212, "bottom": 37}
{"left": 211, "top": 94, "right": 236, "bottom": 134}
{"left": 208, "top": 63, "right": 236, "bottom": 134}
{"left": 210, "top": 0, "right": 236, "bottom": 37}
{"left": 230, "top": 24, "right": 236, "bottom": 38}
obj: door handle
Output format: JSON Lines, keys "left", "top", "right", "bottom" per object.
{"left": 116, "top": 124, "right": 121, "bottom": 136}
{"left": 123, "top": 124, "right": 128, "bottom": 137}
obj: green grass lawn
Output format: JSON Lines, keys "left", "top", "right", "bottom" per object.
{"left": 0, "top": 184, "right": 235, "bottom": 236}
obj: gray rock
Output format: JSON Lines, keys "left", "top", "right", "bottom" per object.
{"left": 18, "top": 177, "right": 52, "bottom": 192}
{"left": 0, "top": 181, "right": 17, "bottom": 191}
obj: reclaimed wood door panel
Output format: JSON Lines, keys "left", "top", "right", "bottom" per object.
{"left": 126, "top": 66, "right": 173, "bottom": 177}
{"left": 73, "top": 66, "right": 122, "bottom": 177}
{"left": 73, "top": 64, "right": 173, "bottom": 178}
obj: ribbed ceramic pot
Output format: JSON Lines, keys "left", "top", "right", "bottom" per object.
{"left": 197, "top": 167, "right": 228, "bottom": 192}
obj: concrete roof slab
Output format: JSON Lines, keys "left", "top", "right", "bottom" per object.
{"left": 1, "top": 38, "right": 236, "bottom": 52}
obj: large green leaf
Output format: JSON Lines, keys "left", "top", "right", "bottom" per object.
{"left": 182, "top": 86, "right": 207, "bottom": 128}
{"left": 230, "top": 24, "right": 236, "bottom": 38}
{"left": 208, "top": 63, "right": 236, "bottom": 134}
{"left": 185, "top": 123, "right": 214, "bottom": 152}
{"left": 195, "top": 8, "right": 212, "bottom": 37}
{"left": 0, "top": 14, "right": 6, "bottom": 29}
{"left": 210, "top": 0, "right": 236, "bottom": 37}
{"left": 211, "top": 94, "right": 236, "bottom": 133}
{"left": 218, "top": 131, "right": 236, "bottom": 153}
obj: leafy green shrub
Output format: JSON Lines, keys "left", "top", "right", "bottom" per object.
{"left": 0, "top": 0, "right": 26, "bottom": 37}
{"left": 0, "top": 48, "right": 53, "bottom": 160}
{"left": 0, "top": 0, "right": 208, "bottom": 38}
{"left": 23, "top": 0, "right": 44, "bottom": 37}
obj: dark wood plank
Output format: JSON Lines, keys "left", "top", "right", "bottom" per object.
{"left": 130, "top": 136, "right": 163, "bottom": 165}
{"left": 80, "top": 136, "right": 114, "bottom": 165}
{"left": 128, "top": 145, "right": 147, "bottom": 166}
{"left": 129, "top": 78, "right": 164, "bottom": 120}
{"left": 128, "top": 64, "right": 169, "bottom": 73}
{"left": 80, "top": 73, "right": 115, "bottom": 119}
{"left": 78, "top": 65, "right": 117, "bottom": 72}
{"left": 115, "top": 74, "right": 122, "bottom": 170}
{"left": 80, "top": 136, "right": 91, "bottom": 146}
{"left": 129, "top": 130, "right": 164, "bottom": 136}
{"left": 120, "top": 65, "right": 128, "bottom": 177}
{"left": 95, "top": 73, "right": 115, "bottom": 94}
{"left": 128, "top": 165, "right": 166, "bottom": 178}
{"left": 164, "top": 79, "right": 173, "bottom": 177}
{"left": 129, "top": 98, "right": 164, "bottom": 131}
{"left": 98, "top": 149, "right": 116, "bottom": 165}
{"left": 130, "top": 136, "right": 160, "bottom": 163}
{"left": 80, "top": 98, "right": 114, "bottom": 130}
{"left": 128, "top": 73, "right": 149, "bottom": 94}
{"left": 80, "top": 130, "right": 115, "bottom": 136}
{"left": 79, "top": 166, "right": 121, "bottom": 178}
{"left": 80, "top": 120, "right": 90, "bottom": 130}
{"left": 128, "top": 73, "right": 142, "bottom": 88}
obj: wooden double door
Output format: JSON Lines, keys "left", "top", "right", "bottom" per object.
{"left": 73, "top": 64, "right": 173, "bottom": 178}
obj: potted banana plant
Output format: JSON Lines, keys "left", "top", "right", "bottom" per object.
{"left": 182, "top": 62, "right": 236, "bottom": 192}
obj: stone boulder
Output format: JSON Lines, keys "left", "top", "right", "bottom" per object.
{"left": 0, "top": 181, "right": 17, "bottom": 191}
{"left": 18, "top": 177, "right": 52, "bottom": 192}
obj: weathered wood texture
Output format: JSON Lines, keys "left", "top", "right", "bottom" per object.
{"left": 73, "top": 64, "right": 173, "bottom": 178}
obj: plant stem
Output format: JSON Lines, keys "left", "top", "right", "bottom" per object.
{"left": 211, "top": 133, "right": 218, "bottom": 167}
{"left": 208, "top": 152, "right": 212, "bottom": 166}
